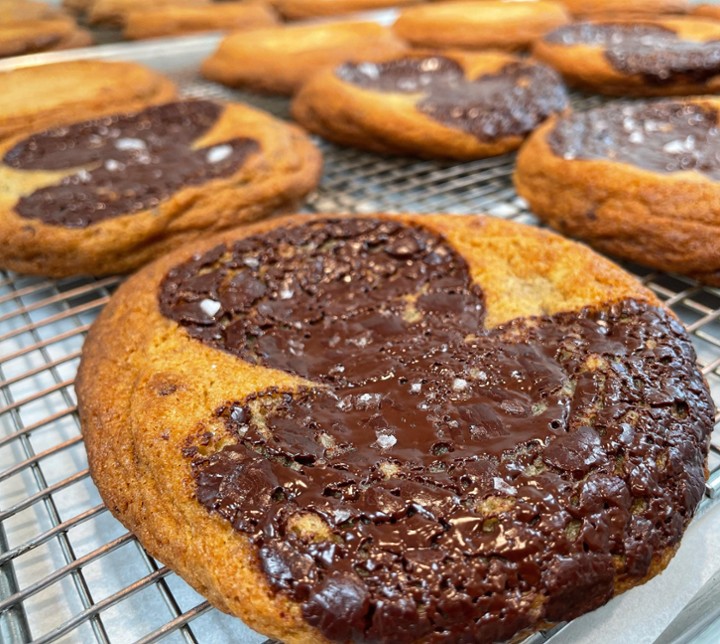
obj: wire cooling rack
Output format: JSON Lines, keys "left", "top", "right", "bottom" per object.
{"left": 1, "top": 32, "right": 720, "bottom": 644}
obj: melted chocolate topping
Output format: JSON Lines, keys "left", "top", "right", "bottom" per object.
{"left": 336, "top": 57, "right": 568, "bottom": 141}
{"left": 545, "top": 23, "right": 720, "bottom": 84}
{"left": 548, "top": 100, "right": 720, "bottom": 179}
{"left": 3, "top": 100, "right": 259, "bottom": 228}
{"left": 158, "top": 218, "right": 714, "bottom": 643}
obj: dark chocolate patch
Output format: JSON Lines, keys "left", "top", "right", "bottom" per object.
{"left": 336, "top": 56, "right": 568, "bottom": 141}
{"left": 3, "top": 100, "right": 259, "bottom": 228}
{"left": 548, "top": 100, "right": 720, "bottom": 179}
{"left": 545, "top": 23, "right": 720, "bottom": 84}
{"left": 158, "top": 218, "right": 714, "bottom": 643}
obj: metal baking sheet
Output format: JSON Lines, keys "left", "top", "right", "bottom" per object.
{"left": 1, "top": 26, "right": 720, "bottom": 644}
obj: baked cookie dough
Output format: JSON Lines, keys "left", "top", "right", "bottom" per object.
{"left": 515, "top": 98, "right": 720, "bottom": 285}
{"left": 0, "top": 61, "right": 176, "bottom": 141}
{"left": 0, "top": 100, "right": 321, "bottom": 277}
{"left": 123, "top": 2, "right": 277, "bottom": 40}
{"left": 0, "top": 18, "right": 92, "bottom": 59}
{"left": 292, "top": 51, "right": 568, "bottom": 159}
{"left": 87, "top": 0, "right": 210, "bottom": 26}
{"left": 693, "top": 4, "right": 720, "bottom": 20}
{"left": 559, "top": 0, "right": 688, "bottom": 16}
{"left": 78, "top": 213, "right": 714, "bottom": 644}
{"left": 2, "top": 0, "right": 69, "bottom": 21}
{"left": 202, "top": 21, "right": 407, "bottom": 96}
{"left": 272, "top": 0, "right": 418, "bottom": 20}
{"left": 393, "top": 0, "right": 569, "bottom": 51}
{"left": 535, "top": 17, "right": 720, "bottom": 96}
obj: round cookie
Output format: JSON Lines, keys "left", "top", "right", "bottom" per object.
{"left": 535, "top": 17, "right": 720, "bottom": 96}
{"left": 291, "top": 51, "right": 568, "bottom": 159}
{"left": 77, "top": 213, "right": 714, "bottom": 644}
{"left": 0, "top": 61, "right": 176, "bottom": 141}
{"left": 514, "top": 97, "right": 720, "bottom": 285}
{"left": 0, "top": 100, "right": 321, "bottom": 277}
{"left": 393, "top": 1, "right": 570, "bottom": 51}
{"left": 202, "top": 21, "right": 407, "bottom": 96}
{"left": 123, "top": 2, "right": 277, "bottom": 40}
{"left": 0, "top": 19, "right": 92, "bottom": 59}
{"left": 559, "top": 0, "right": 688, "bottom": 16}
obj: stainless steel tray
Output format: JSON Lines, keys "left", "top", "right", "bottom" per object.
{"left": 0, "top": 32, "right": 719, "bottom": 644}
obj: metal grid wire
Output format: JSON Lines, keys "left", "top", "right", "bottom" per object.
{"left": 1, "top": 39, "right": 720, "bottom": 644}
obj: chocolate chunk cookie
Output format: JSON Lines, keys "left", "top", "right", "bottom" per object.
{"left": 515, "top": 97, "right": 720, "bottom": 285}
{"left": 292, "top": 51, "right": 568, "bottom": 159}
{"left": 535, "top": 17, "right": 720, "bottom": 95}
{"left": 78, "top": 213, "right": 714, "bottom": 644}
{"left": 0, "top": 100, "right": 321, "bottom": 277}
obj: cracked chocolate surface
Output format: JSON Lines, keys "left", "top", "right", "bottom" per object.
{"left": 545, "top": 23, "right": 720, "bottom": 84}
{"left": 158, "top": 218, "right": 713, "bottom": 643}
{"left": 548, "top": 100, "right": 720, "bottom": 179}
{"left": 336, "top": 56, "right": 568, "bottom": 141}
{"left": 3, "top": 100, "right": 259, "bottom": 228}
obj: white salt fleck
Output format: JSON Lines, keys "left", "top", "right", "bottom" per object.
{"left": 115, "top": 137, "right": 147, "bottom": 151}
{"left": 243, "top": 257, "right": 259, "bottom": 269}
{"left": 493, "top": 477, "right": 517, "bottom": 495}
{"left": 628, "top": 131, "right": 644, "bottom": 144}
{"left": 206, "top": 144, "right": 233, "bottom": 164}
{"left": 200, "top": 298, "right": 221, "bottom": 317}
{"left": 104, "top": 159, "right": 124, "bottom": 171}
{"left": 279, "top": 287, "right": 294, "bottom": 300}
{"left": 452, "top": 378, "right": 468, "bottom": 392}
{"left": 75, "top": 169, "right": 91, "bottom": 182}
{"left": 375, "top": 433, "right": 397, "bottom": 449}
{"left": 410, "top": 382, "right": 423, "bottom": 394}
{"left": 334, "top": 509, "right": 351, "bottom": 523}
{"left": 663, "top": 140, "right": 686, "bottom": 154}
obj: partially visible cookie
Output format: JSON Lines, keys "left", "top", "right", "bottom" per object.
{"left": 123, "top": 2, "right": 277, "bottom": 40}
{"left": 88, "top": 0, "right": 210, "bottom": 25}
{"left": 559, "top": 0, "right": 688, "bottom": 16}
{"left": 514, "top": 97, "right": 720, "bottom": 285}
{"left": 0, "top": 19, "right": 92, "bottom": 59}
{"left": 2, "top": 0, "right": 69, "bottom": 21}
{"left": 693, "top": 5, "right": 720, "bottom": 20}
{"left": 534, "top": 17, "right": 720, "bottom": 95}
{"left": 272, "top": 0, "right": 418, "bottom": 19}
{"left": 0, "top": 99, "right": 322, "bottom": 277}
{"left": 0, "top": 61, "right": 176, "bottom": 141}
{"left": 292, "top": 50, "right": 568, "bottom": 159}
{"left": 394, "top": 0, "right": 569, "bottom": 51}
{"left": 61, "top": 0, "right": 94, "bottom": 14}
{"left": 202, "top": 21, "right": 407, "bottom": 96}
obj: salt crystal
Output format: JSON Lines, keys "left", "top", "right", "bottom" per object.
{"left": 206, "top": 144, "right": 233, "bottom": 164}
{"left": 410, "top": 382, "right": 423, "bottom": 394}
{"left": 104, "top": 159, "right": 123, "bottom": 171}
{"left": 663, "top": 140, "right": 686, "bottom": 154}
{"left": 199, "top": 298, "right": 221, "bottom": 317}
{"left": 452, "top": 378, "right": 468, "bottom": 392}
{"left": 493, "top": 477, "right": 517, "bottom": 495}
{"left": 279, "top": 288, "right": 294, "bottom": 300}
{"left": 628, "top": 131, "right": 644, "bottom": 144}
{"left": 375, "top": 433, "right": 397, "bottom": 449}
{"left": 243, "top": 257, "right": 259, "bottom": 269}
{"left": 115, "top": 137, "right": 147, "bottom": 151}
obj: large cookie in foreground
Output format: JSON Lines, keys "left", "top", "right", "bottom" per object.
{"left": 534, "top": 17, "right": 720, "bottom": 96}
{"left": 291, "top": 51, "right": 568, "bottom": 159}
{"left": 514, "top": 97, "right": 720, "bottom": 285}
{"left": 0, "top": 100, "right": 321, "bottom": 277}
{"left": 78, "top": 213, "right": 714, "bottom": 644}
